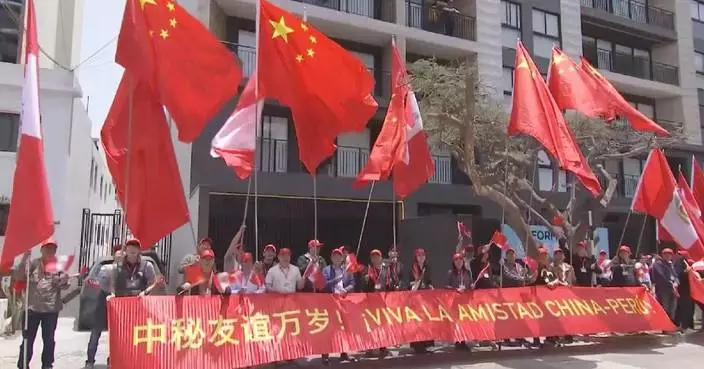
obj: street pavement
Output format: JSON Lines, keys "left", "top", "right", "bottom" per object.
{"left": 1, "top": 318, "right": 703, "bottom": 369}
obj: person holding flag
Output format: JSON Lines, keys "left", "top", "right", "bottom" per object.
{"left": 387, "top": 246, "right": 405, "bottom": 291}
{"left": 178, "top": 249, "right": 216, "bottom": 295}
{"left": 445, "top": 253, "right": 473, "bottom": 351}
{"left": 321, "top": 247, "right": 358, "bottom": 363}
{"left": 501, "top": 248, "right": 531, "bottom": 287}
{"left": 532, "top": 247, "right": 559, "bottom": 347}
{"left": 610, "top": 245, "right": 639, "bottom": 287}
{"left": 259, "top": 244, "right": 278, "bottom": 276}
{"left": 297, "top": 240, "right": 328, "bottom": 292}
{"left": 409, "top": 248, "right": 434, "bottom": 354}
{"left": 469, "top": 245, "right": 496, "bottom": 290}
{"left": 571, "top": 241, "right": 601, "bottom": 287}
{"left": 651, "top": 248, "right": 679, "bottom": 325}
{"left": 232, "top": 253, "right": 265, "bottom": 294}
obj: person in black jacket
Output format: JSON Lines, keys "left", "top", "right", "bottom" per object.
{"left": 674, "top": 251, "right": 695, "bottom": 331}
{"left": 532, "top": 247, "right": 559, "bottom": 347}
{"left": 610, "top": 245, "right": 639, "bottom": 287}
{"left": 445, "top": 253, "right": 472, "bottom": 350}
{"left": 469, "top": 245, "right": 496, "bottom": 290}
{"left": 501, "top": 248, "right": 530, "bottom": 287}
{"left": 409, "top": 248, "right": 433, "bottom": 354}
{"left": 651, "top": 248, "right": 679, "bottom": 324}
{"left": 571, "top": 241, "right": 600, "bottom": 287}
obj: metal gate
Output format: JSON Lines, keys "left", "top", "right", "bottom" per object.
{"left": 78, "top": 208, "right": 173, "bottom": 278}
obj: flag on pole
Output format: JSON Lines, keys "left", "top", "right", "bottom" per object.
{"left": 43, "top": 255, "right": 76, "bottom": 274}
{"left": 212, "top": 272, "right": 236, "bottom": 293}
{"left": 508, "top": 41, "right": 602, "bottom": 196}
{"left": 303, "top": 259, "right": 326, "bottom": 290}
{"left": 691, "top": 156, "right": 704, "bottom": 222}
{"left": 211, "top": 72, "right": 263, "bottom": 179}
{"left": 490, "top": 230, "right": 510, "bottom": 251}
{"left": 0, "top": 0, "right": 54, "bottom": 266}
{"left": 257, "top": 0, "right": 378, "bottom": 173}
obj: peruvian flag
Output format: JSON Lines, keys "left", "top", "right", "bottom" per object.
{"left": 691, "top": 260, "right": 704, "bottom": 272}
{"left": 657, "top": 172, "right": 701, "bottom": 243}
{"left": 490, "top": 230, "right": 510, "bottom": 251}
{"left": 210, "top": 72, "right": 263, "bottom": 179}
{"left": 44, "top": 254, "right": 75, "bottom": 274}
{"left": 471, "top": 263, "right": 491, "bottom": 288}
{"left": 303, "top": 259, "right": 326, "bottom": 290}
{"left": 632, "top": 149, "right": 704, "bottom": 260}
{"left": 691, "top": 156, "right": 704, "bottom": 222}
{"left": 0, "top": 0, "right": 54, "bottom": 266}
{"left": 212, "top": 272, "right": 236, "bottom": 293}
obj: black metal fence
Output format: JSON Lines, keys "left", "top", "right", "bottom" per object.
{"left": 580, "top": 0, "right": 675, "bottom": 30}
{"left": 405, "top": 1, "right": 476, "bottom": 41}
{"left": 292, "top": 0, "right": 396, "bottom": 22}
{"left": 583, "top": 44, "right": 679, "bottom": 85}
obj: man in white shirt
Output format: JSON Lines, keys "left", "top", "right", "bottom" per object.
{"left": 265, "top": 248, "right": 304, "bottom": 293}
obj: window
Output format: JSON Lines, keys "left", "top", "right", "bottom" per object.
{"left": 502, "top": 67, "right": 514, "bottom": 113}
{"left": 501, "top": 1, "right": 521, "bottom": 49}
{"left": 0, "top": 203, "right": 8, "bottom": 236}
{"left": 693, "top": 0, "right": 704, "bottom": 21}
{"left": 352, "top": 51, "right": 375, "bottom": 71}
{"left": 430, "top": 144, "right": 452, "bottom": 184}
{"left": 336, "top": 130, "right": 370, "bottom": 177}
{"left": 256, "top": 115, "right": 288, "bottom": 173}
{"left": 537, "top": 151, "right": 567, "bottom": 192}
{"left": 0, "top": 0, "right": 22, "bottom": 63}
{"left": 237, "top": 30, "right": 256, "bottom": 77}
{"left": 696, "top": 51, "right": 704, "bottom": 74}
{"left": 532, "top": 9, "right": 560, "bottom": 59}
{"left": 90, "top": 158, "right": 95, "bottom": 190}
{"left": 0, "top": 113, "right": 19, "bottom": 152}
{"left": 622, "top": 158, "right": 644, "bottom": 198}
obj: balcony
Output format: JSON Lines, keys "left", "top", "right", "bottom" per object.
{"left": 429, "top": 154, "right": 452, "bottom": 184}
{"left": 329, "top": 145, "right": 370, "bottom": 178}
{"left": 292, "top": 0, "right": 395, "bottom": 22}
{"left": 583, "top": 44, "right": 679, "bottom": 85}
{"left": 580, "top": 0, "right": 674, "bottom": 30}
{"left": 257, "top": 138, "right": 288, "bottom": 173}
{"left": 223, "top": 42, "right": 255, "bottom": 78}
{"left": 622, "top": 173, "right": 639, "bottom": 198}
{"left": 405, "top": 1, "right": 476, "bottom": 41}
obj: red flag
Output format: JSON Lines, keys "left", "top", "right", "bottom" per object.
{"left": 692, "top": 260, "right": 704, "bottom": 272}
{"left": 632, "top": 149, "right": 704, "bottom": 259}
{"left": 507, "top": 41, "right": 602, "bottom": 196}
{"left": 101, "top": 74, "right": 189, "bottom": 249}
{"left": 552, "top": 215, "right": 564, "bottom": 226}
{"left": 303, "top": 259, "right": 326, "bottom": 290}
{"left": 471, "top": 263, "right": 491, "bottom": 288}
{"left": 116, "top": 0, "right": 242, "bottom": 142}
{"left": 345, "top": 254, "right": 361, "bottom": 274}
{"left": 490, "top": 231, "right": 509, "bottom": 251}
{"left": 0, "top": 0, "right": 54, "bottom": 266}
{"left": 688, "top": 272, "right": 704, "bottom": 305}
{"left": 691, "top": 157, "right": 704, "bottom": 221}
{"left": 523, "top": 256, "right": 538, "bottom": 271}
{"left": 184, "top": 263, "right": 206, "bottom": 285}
{"left": 354, "top": 43, "right": 408, "bottom": 187}
{"left": 257, "top": 0, "right": 377, "bottom": 173}
{"left": 210, "top": 72, "right": 262, "bottom": 179}
{"left": 578, "top": 58, "right": 668, "bottom": 136}
{"left": 547, "top": 47, "right": 611, "bottom": 118}
{"left": 212, "top": 272, "right": 236, "bottom": 293}
{"left": 43, "top": 255, "right": 75, "bottom": 274}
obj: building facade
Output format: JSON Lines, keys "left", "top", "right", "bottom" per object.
{"left": 0, "top": 0, "right": 118, "bottom": 268}
{"left": 165, "top": 0, "right": 704, "bottom": 283}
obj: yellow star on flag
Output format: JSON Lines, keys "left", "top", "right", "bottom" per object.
{"left": 309, "top": 35, "right": 317, "bottom": 44}
{"left": 139, "top": 0, "right": 157, "bottom": 10}
{"left": 307, "top": 48, "right": 315, "bottom": 58}
{"left": 166, "top": 2, "right": 176, "bottom": 11}
{"left": 301, "top": 23, "right": 309, "bottom": 31}
{"left": 552, "top": 52, "right": 566, "bottom": 65}
{"left": 296, "top": 54, "right": 304, "bottom": 63}
{"left": 169, "top": 18, "right": 177, "bottom": 28}
{"left": 516, "top": 58, "right": 529, "bottom": 70}
{"left": 270, "top": 17, "right": 294, "bottom": 43}
{"left": 160, "top": 29, "right": 169, "bottom": 39}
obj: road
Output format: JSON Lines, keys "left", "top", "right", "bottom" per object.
{"left": 1, "top": 318, "right": 702, "bottom": 369}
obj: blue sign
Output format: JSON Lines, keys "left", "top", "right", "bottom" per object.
{"left": 501, "top": 224, "right": 609, "bottom": 258}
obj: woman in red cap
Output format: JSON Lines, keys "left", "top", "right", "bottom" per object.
{"left": 531, "top": 247, "right": 558, "bottom": 347}
{"left": 363, "top": 248, "right": 392, "bottom": 358}
{"left": 409, "top": 248, "right": 434, "bottom": 354}
{"left": 179, "top": 249, "right": 216, "bottom": 295}
{"left": 610, "top": 245, "right": 639, "bottom": 287}
{"left": 233, "top": 252, "right": 265, "bottom": 294}
{"left": 651, "top": 247, "right": 679, "bottom": 324}
{"left": 321, "top": 247, "right": 358, "bottom": 363}
{"left": 259, "top": 244, "right": 278, "bottom": 276}
{"left": 445, "top": 252, "right": 472, "bottom": 351}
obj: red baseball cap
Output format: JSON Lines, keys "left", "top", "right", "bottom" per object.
{"left": 415, "top": 248, "right": 426, "bottom": 257}
{"left": 662, "top": 248, "right": 674, "bottom": 255}
{"left": 506, "top": 247, "right": 515, "bottom": 253}
{"left": 370, "top": 249, "right": 382, "bottom": 257}
{"left": 618, "top": 245, "right": 631, "bottom": 254}
{"left": 537, "top": 247, "right": 548, "bottom": 255}
{"left": 677, "top": 249, "right": 689, "bottom": 256}
{"left": 198, "top": 237, "right": 213, "bottom": 246}
{"left": 125, "top": 239, "right": 141, "bottom": 248}
{"left": 200, "top": 249, "right": 215, "bottom": 259}
{"left": 279, "top": 248, "right": 291, "bottom": 256}
{"left": 576, "top": 241, "right": 587, "bottom": 249}
{"left": 452, "top": 253, "right": 463, "bottom": 261}
{"left": 331, "top": 248, "right": 343, "bottom": 256}
{"left": 263, "top": 244, "right": 277, "bottom": 253}
{"left": 41, "top": 239, "right": 57, "bottom": 248}
{"left": 554, "top": 248, "right": 564, "bottom": 255}
{"left": 308, "top": 239, "right": 323, "bottom": 248}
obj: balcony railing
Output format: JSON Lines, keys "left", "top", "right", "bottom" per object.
{"left": 257, "top": 138, "right": 288, "bottom": 173}
{"left": 292, "top": 0, "right": 395, "bottom": 22}
{"left": 335, "top": 146, "right": 370, "bottom": 178}
{"left": 222, "top": 42, "right": 256, "bottom": 77}
{"left": 405, "top": 1, "right": 476, "bottom": 41}
{"left": 583, "top": 44, "right": 679, "bottom": 85}
{"left": 429, "top": 154, "right": 452, "bottom": 184}
{"left": 580, "top": 0, "right": 675, "bottom": 30}
{"left": 622, "top": 173, "right": 639, "bottom": 198}
{"left": 368, "top": 68, "right": 391, "bottom": 99}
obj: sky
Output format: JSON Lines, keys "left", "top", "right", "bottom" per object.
{"left": 76, "top": 0, "right": 125, "bottom": 137}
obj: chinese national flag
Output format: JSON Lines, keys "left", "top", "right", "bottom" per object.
{"left": 354, "top": 42, "right": 408, "bottom": 187}
{"left": 116, "top": 0, "right": 242, "bottom": 142}
{"left": 490, "top": 231, "right": 509, "bottom": 251}
{"left": 508, "top": 41, "right": 601, "bottom": 196}
{"left": 101, "top": 74, "right": 189, "bottom": 249}
{"left": 258, "top": 0, "right": 378, "bottom": 173}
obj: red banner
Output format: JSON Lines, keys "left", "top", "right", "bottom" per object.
{"left": 108, "top": 287, "right": 674, "bottom": 369}
{"left": 689, "top": 272, "right": 704, "bottom": 305}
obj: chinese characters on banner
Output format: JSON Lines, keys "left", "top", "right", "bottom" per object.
{"left": 108, "top": 287, "right": 674, "bottom": 369}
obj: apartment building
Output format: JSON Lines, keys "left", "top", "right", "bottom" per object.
{"left": 167, "top": 0, "right": 704, "bottom": 280}
{"left": 0, "top": 0, "right": 118, "bottom": 269}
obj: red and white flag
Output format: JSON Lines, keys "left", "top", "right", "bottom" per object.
{"left": 691, "top": 260, "right": 704, "bottom": 272}
{"left": 691, "top": 156, "right": 704, "bottom": 222}
{"left": 211, "top": 72, "right": 263, "bottom": 179}
{"left": 303, "top": 259, "right": 326, "bottom": 290}
{"left": 632, "top": 149, "right": 704, "bottom": 260}
{"left": 345, "top": 254, "right": 361, "bottom": 274}
{"left": 472, "top": 263, "right": 491, "bottom": 288}
{"left": 0, "top": 0, "right": 54, "bottom": 266}
{"left": 44, "top": 255, "right": 75, "bottom": 274}
{"left": 212, "top": 272, "right": 237, "bottom": 293}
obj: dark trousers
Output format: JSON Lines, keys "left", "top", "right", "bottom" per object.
{"left": 86, "top": 326, "right": 104, "bottom": 364}
{"left": 656, "top": 290, "right": 678, "bottom": 324}
{"left": 17, "top": 310, "right": 59, "bottom": 369}
{"left": 675, "top": 295, "right": 695, "bottom": 330}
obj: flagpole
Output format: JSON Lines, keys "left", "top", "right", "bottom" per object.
{"left": 523, "top": 154, "right": 538, "bottom": 252}
{"left": 499, "top": 139, "right": 509, "bottom": 289}
{"left": 355, "top": 181, "right": 375, "bottom": 257}
{"left": 300, "top": 6, "right": 318, "bottom": 241}
{"left": 616, "top": 211, "right": 632, "bottom": 248}
{"left": 634, "top": 214, "right": 648, "bottom": 259}
{"left": 253, "top": 0, "right": 262, "bottom": 260}
{"left": 392, "top": 189, "right": 397, "bottom": 248}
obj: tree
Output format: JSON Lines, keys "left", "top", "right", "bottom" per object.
{"left": 408, "top": 57, "right": 684, "bottom": 255}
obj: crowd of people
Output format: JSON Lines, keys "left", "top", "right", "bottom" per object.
{"left": 5, "top": 227, "right": 704, "bottom": 369}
